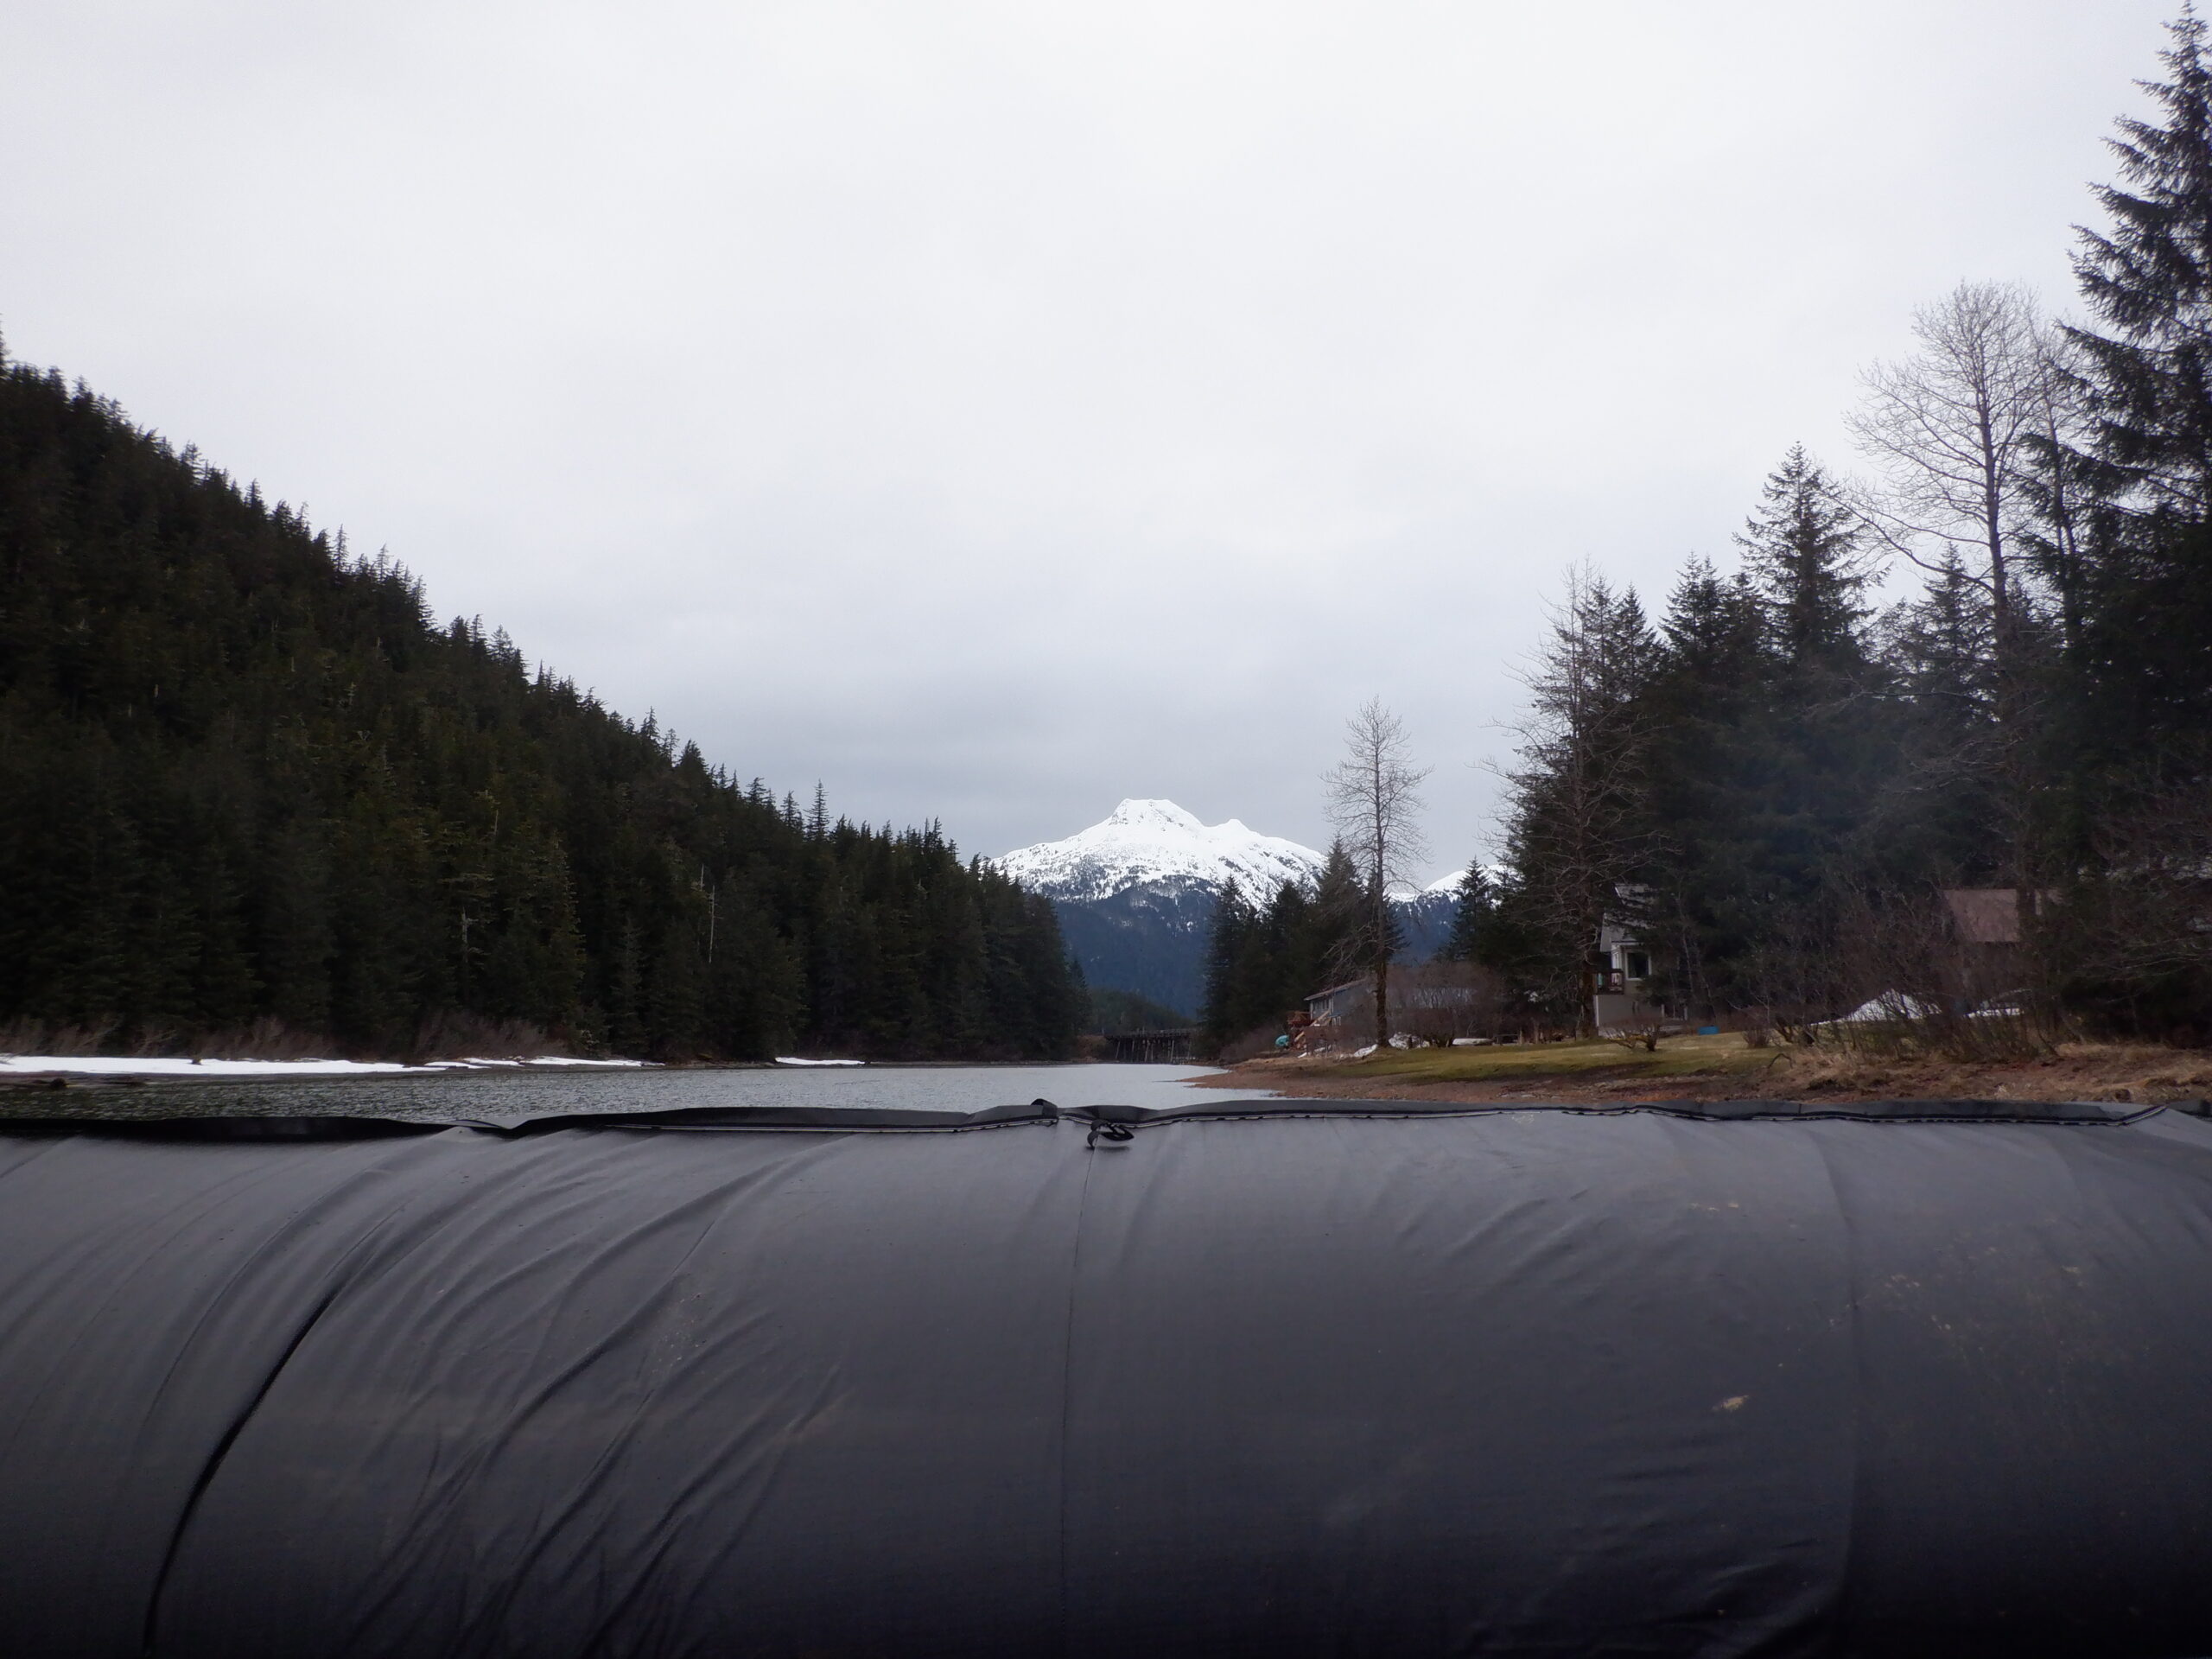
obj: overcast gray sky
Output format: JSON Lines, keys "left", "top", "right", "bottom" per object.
{"left": 0, "top": 1, "right": 2173, "bottom": 880}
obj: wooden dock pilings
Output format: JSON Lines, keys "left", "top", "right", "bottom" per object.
{"left": 1103, "top": 1028, "right": 1198, "bottom": 1064}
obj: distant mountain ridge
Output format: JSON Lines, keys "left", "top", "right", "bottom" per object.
{"left": 997, "top": 799, "right": 1326, "bottom": 904}
{"left": 997, "top": 800, "right": 1462, "bottom": 1018}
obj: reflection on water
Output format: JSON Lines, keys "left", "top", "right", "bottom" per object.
{"left": 3, "top": 1063, "right": 1252, "bottom": 1123}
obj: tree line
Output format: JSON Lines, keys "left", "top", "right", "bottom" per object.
{"left": 1199, "top": 14, "right": 2212, "bottom": 1052}
{"left": 0, "top": 354, "right": 1084, "bottom": 1061}
{"left": 1201, "top": 701, "right": 1432, "bottom": 1053}
{"left": 1200, "top": 844, "right": 1366, "bottom": 1052}
{"left": 1462, "top": 14, "right": 2212, "bottom": 1044}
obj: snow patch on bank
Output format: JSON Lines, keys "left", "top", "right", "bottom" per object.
{"left": 0, "top": 1056, "right": 652, "bottom": 1077}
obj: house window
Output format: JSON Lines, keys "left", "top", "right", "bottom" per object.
{"left": 1626, "top": 952, "right": 1649, "bottom": 982}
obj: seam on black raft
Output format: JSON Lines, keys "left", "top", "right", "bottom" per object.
{"left": 1058, "top": 1112, "right": 1104, "bottom": 1659}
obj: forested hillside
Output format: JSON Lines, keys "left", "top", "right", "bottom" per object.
{"left": 0, "top": 357, "right": 1082, "bottom": 1060}
{"left": 1459, "top": 16, "right": 2212, "bottom": 1043}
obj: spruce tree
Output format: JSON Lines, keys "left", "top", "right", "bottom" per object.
{"left": 2059, "top": 9, "right": 2212, "bottom": 776}
{"left": 1233, "top": 880, "right": 1304, "bottom": 1037}
{"left": 1309, "top": 841, "right": 1365, "bottom": 977}
{"left": 1441, "top": 863, "right": 1498, "bottom": 964}
{"left": 1639, "top": 561, "right": 1758, "bottom": 999}
{"left": 1649, "top": 558, "right": 1758, "bottom": 691}
{"left": 1199, "top": 879, "right": 1255, "bottom": 1050}
{"left": 1871, "top": 553, "right": 2011, "bottom": 885}
{"left": 1734, "top": 446, "right": 1875, "bottom": 673}
{"left": 2074, "top": 8, "right": 2212, "bottom": 511}
{"left": 1495, "top": 573, "right": 1659, "bottom": 1026}
{"left": 1622, "top": 468, "right": 1896, "bottom": 1021}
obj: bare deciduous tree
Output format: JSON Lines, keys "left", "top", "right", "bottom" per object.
{"left": 1324, "top": 698, "right": 1429, "bottom": 1046}
{"left": 1393, "top": 959, "right": 1505, "bottom": 1046}
{"left": 1847, "top": 282, "right": 2071, "bottom": 631}
{"left": 2021, "top": 315, "right": 2099, "bottom": 653}
{"left": 1847, "top": 281, "right": 2085, "bottom": 886}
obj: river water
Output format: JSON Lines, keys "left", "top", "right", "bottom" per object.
{"left": 4, "top": 1063, "right": 1259, "bottom": 1124}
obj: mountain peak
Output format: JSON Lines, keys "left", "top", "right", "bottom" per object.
{"left": 997, "top": 800, "right": 1326, "bottom": 904}
{"left": 998, "top": 800, "right": 1467, "bottom": 1014}
{"left": 1104, "top": 798, "right": 1204, "bottom": 833}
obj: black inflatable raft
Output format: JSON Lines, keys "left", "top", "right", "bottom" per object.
{"left": 2, "top": 1096, "right": 2209, "bottom": 1658}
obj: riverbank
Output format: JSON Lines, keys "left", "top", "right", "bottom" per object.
{"left": 0, "top": 1053, "right": 650, "bottom": 1081}
{"left": 1198, "top": 1032, "right": 2212, "bottom": 1106}
{"left": 0, "top": 1053, "right": 1148, "bottom": 1091}
{"left": 0, "top": 1062, "right": 1230, "bottom": 1120}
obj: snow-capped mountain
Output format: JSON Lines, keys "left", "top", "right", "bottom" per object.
{"left": 997, "top": 800, "right": 1463, "bottom": 1020}
{"left": 1395, "top": 870, "right": 1467, "bottom": 963}
{"left": 997, "top": 799, "right": 1326, "bottom": 905}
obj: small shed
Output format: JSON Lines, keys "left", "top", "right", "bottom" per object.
{"left": 1941, "top": 888, "right": 2024, "bottom": 945}
{"left": 1940, "top": 887, "right": 2031, "bottom": 995}
{"left": 1304, "top": 981, "right": 1368, "bottom": 1025}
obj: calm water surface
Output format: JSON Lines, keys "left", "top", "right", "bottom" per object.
{"left": 7, "top": 1063, "right": 1257, "bottom": 1123}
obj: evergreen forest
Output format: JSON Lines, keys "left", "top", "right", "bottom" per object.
{"left": 0, "top": 358, "right": 1084, "bottom": 1061}
{"left": 1199, "top": 847, "right": 1368, "bottom": 1051}
{"left": 1084, "top": 988, "right": 1197, "bottom": 1035}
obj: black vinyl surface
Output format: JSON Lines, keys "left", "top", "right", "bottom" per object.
{"left": 2, "top": 1099, "right": 2209, "bottom": 1657}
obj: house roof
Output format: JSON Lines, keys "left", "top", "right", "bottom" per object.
{"left": 1304, "top": 980, "right": 1367, "bottom": 1004}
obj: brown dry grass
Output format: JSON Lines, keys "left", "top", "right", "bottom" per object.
{"left": 1199, "top": 1034, "right": 2212, "bottom": 1105}
{"left": 1769, "top": 1040, "right": 2212, "bottom": 1106}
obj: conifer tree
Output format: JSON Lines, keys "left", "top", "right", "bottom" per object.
{"left": 1666, "top": 455, "right": 1895, "bottom": 1014}
{"left": 1441, "top": 863, "right": 1497, "bottom": 964}
{"left": 1199, "top": 879, "right": 1255, "bottom": 1049}
{"left": 1495, "top": 573, "right": 1658, "bottom": 1027}
{"left": 1626, "top": 558, "right": 1765, "bottom": 1010}
{"left": 2073, "top": 7, "right": 2212, "bottom": 512}
{"left": 1872, "top": 552, "right": 2013, "bottom": 885}
{"left": 1652, "top": 556, "right": 1766, "bottom": 702}
{"left": 1735, "top": 447, "right": 1876, "bottom": 673}
{"left": 2057, "top": 8, "right": 2212, "bottom": 777}
{"left": 1309, "top": 840, "right": 1365, "bottom": 976}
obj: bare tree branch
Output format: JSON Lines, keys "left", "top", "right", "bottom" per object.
{"left": 1323, "top": 697, "right": 1430, "bottom": 1044}
{"left": 1844, "top": 280, "right": 2065, "bottom": 634}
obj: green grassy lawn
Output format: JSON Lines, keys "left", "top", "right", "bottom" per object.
{"left": 1291, "top": 1032, "right": 1780, "bottom": 1086}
